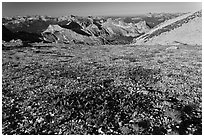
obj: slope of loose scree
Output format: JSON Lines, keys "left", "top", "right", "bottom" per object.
{"left": 2, "top": 43, "right": 202, "bottom": 135}
{"left": 133, "top": 10, "right": 202, "bottom": 45}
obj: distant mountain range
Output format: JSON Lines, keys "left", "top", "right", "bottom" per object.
{"left": 3, "top": 12, "right": 199, "bottom": 45}
{"left": 3, "top": 13, "right": 185, "bottom": 34}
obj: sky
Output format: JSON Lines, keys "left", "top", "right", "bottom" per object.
{"left": 2, "top": 2, "right": 202, "bottom": 17}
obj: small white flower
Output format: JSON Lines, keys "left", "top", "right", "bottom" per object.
{"left": 118, "top": 121, "right": 123, "bottom": 126}
{"left": 37, "top": 117, "right": 44, "bottom": 123}
{"left": 27, "top": 106, "right": 32, "bottom": 110}
{"left": 129, "top": 120, "right": 134, "bottom": 123}
{"left": 98, "top": 127, "right": 104, "bottom": 134}
{"left": 50, "top": 113, "right": 54, "bottom": 117}
{"left": 11, "top": 99, "right": 15, "bottom": 103}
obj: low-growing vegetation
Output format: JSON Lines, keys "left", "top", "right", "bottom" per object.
{"left": 2, "top": 43, "right": 202, "bottom": 135}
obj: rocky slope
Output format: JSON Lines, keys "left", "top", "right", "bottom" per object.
{"left": 133, "top": 10, "right": 202, "bottom": 45}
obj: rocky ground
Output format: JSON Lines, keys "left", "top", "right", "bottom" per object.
{"left": 2, "top": 42, "right": 202, "bottom": 135}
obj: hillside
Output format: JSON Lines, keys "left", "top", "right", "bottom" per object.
{"left": 133, "top": 10, "right": 202, "bottom": 45}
